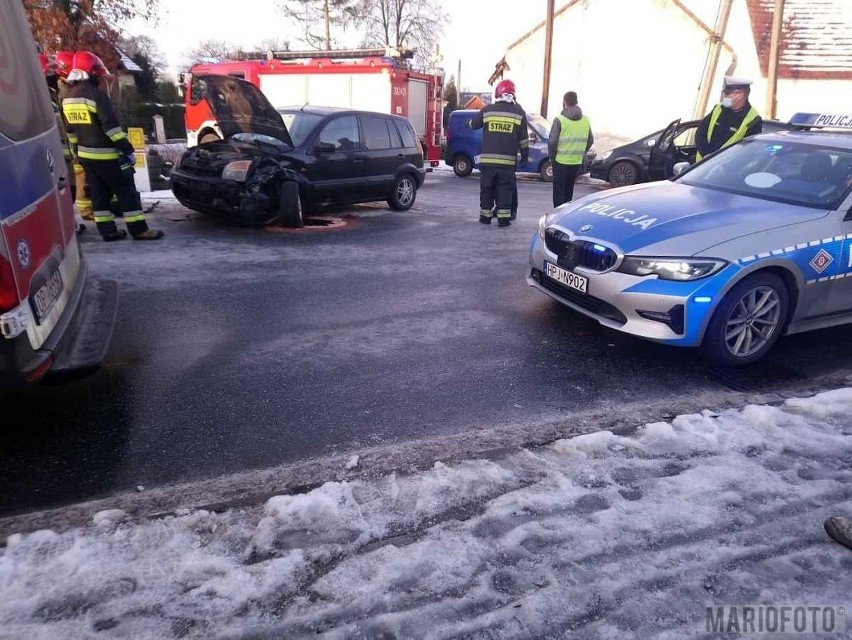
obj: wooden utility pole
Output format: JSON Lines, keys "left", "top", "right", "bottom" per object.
{"left": 765, "top": 0, "right": 785, "bottom": 119}
{"left": 458, "top": 59, "right": 462, "bottom": 95}
{"left": 324, "top": 0, "right": 332, "bottom": 50}
{"left": 693, "top": 0, "right": 734, "bottom": 120}
{"left": 540, "top": 0, "right": 555, "bottom": 117}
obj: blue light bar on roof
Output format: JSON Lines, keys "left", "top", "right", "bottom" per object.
{"left": 789, "top": 113, "right": 852, "bottom": 128}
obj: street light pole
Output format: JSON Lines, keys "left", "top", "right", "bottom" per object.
{"left": 540, "top": 0, "right": 555, "bottom": 118}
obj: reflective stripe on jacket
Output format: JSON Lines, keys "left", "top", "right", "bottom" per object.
{"left": 62, "top": 82, "right": 135, "bottom": 161}
{"left": 696, "top": 105, "right": 760, "bottom": 161}
{"left": 469, "top": 101, "right": 529, "bottom": 166}
{"left": 554, "top": 114, "right": 591, "bottom": 165}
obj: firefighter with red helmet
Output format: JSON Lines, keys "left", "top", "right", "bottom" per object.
{"left": 39, "top": 52, "right": 85, "bottom": 234}
{"left": 468, "top": 78, "right": 529, "bottom": 227}
{"left": 62, "top": 51, "right": 163, "bottom": 241}
{"left": 53, "top": 49, "right": 94, "bottom": 221}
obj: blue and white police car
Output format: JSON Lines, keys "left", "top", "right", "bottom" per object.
{"left": 528, "top": 113, "right": 852, "bottom": 366}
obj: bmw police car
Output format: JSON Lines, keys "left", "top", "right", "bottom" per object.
{"left": 528, "top": 113, "right": 852, "bottom": 366}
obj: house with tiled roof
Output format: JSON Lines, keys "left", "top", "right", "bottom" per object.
{"left": 490, "top": 0, "right": 852, "bottom": 142}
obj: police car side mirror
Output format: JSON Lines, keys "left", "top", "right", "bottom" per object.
{"left": 673, "top": 161, "right": 690, "bottom": 176}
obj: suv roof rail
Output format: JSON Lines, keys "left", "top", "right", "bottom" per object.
{"left": 789, "top": 113, "right": 852, "bottom": 130}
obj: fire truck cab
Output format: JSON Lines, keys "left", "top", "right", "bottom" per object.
{"left": 182, "top": 48, "right": 445, "bottom": 166}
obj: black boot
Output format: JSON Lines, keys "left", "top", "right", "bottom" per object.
{"left": 132, "top": 229, "right": 165, "bottom": 240}
{"left": 479, "top": 215, "right": 492, "bottom": 225}
{"left": 101, "top": 229, "right": 127, "bottom": 242}
{"left": 498, "top": 218, "right": 511, "bottom": 228}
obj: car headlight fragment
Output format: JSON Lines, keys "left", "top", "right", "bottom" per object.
{"left": 222, "top": 160, "right": 253, "bottom": 182}
{"left": 538, "top": 211, "right": 561, "bottom": 239}
{"left": 598, "top": 150, "right": 613, "bottom": 161}
{"left": 617, "top": 256, "right": 727, "bottom": 281}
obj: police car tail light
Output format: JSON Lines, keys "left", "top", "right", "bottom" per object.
{"left": 617, "top": 256, "right": 727, "bottom": 281}
{"left": 0, "top": 255, "right": 18, "bottom": 313}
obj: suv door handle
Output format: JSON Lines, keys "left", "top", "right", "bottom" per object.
{"left": 352, "top": 157, "right": 366, "bottom": 164}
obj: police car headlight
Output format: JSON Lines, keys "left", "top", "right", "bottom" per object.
{"left": 618, "top": 256, "right": 727, "bottom": 281}
{"left": 538, "top": 211, "right": 561, "bottom": 239}
{"left": 222, "top": 160, "right": 253, "bottom": 182}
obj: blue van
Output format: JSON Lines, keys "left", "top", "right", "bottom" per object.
{"left": 444, "top": 109, "right": 593, "bottom": 182}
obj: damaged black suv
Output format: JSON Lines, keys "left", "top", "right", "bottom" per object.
{"left": 170, "top": 75, "right": 426, "bottom": 227}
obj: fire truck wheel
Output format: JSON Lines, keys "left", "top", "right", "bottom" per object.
{"left": 388, "top": 173, "right": 417, "bottom": 211}
{"left": 199, "top": 130, "right": 220, "bottom": 145}
{"left": 277, "top": 181, "right": 304, "bottom": 228}
{"left": 453, "top": 155, "right": 473, "bottom": 177}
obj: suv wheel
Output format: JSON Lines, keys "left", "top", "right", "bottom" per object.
{"left": 277, "top": 181, "right": 303, "bottom": 228}
{"left": 702, "top": 272, "right": 789, "bottom": 367}
{"left": 388, "top": 173, "right": 417, "bottom": 211}
{"left": 453, "top": 155, "right": 473, "bottom": 177}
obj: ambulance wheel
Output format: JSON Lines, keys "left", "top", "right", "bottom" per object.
{"left": 540, "top": 160, "right": 553, "bottom": 182}
{"left": 701, "top": 272, "right": 789, "bottom": 367}
{"left": 388, "top": 173, "right": 417, "bottom": 211}
{"left": 608, "top": 161, "right": 638, "bottom": 187}
{"left": 277, "top": 181, "right": 303, "bottom": 228}
{"left": 453, "top": 155, "right": 473, "bottom": 177}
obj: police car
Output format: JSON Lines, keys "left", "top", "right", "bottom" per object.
{"left": 528, "top": 113, "right": 852, "bottom": 366}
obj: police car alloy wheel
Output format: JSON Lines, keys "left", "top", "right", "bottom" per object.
{"left": 702, "top": 273, "right": 789, "bottom": 367}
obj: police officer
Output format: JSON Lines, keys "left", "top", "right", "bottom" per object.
{"left": 469, "top": 79, "right": 529, "bottom": 227}
{"left": 62, "top": 51, "right": 163, "bottom": 241}
{"left": 548, "top": 91, "right": 593, "bottom": 207}
{"left": 696, "top": 76, "right": 762, "bottom": 161}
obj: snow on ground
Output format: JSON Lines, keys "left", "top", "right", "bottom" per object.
{"left": 1, "top": 390, "right": 850, "bottom": 638}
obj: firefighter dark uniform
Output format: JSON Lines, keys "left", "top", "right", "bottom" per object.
{"left": 696, "top": 76, "right": 762, "bottom": 161}
{"left": 54, "top": 50, "right": 93, "bottom": 219}
{"left": 469, "top": 79, "right": 529, "bottom": 227}
{"left": 62, "top": 51, "right": 163, "bottom": 241}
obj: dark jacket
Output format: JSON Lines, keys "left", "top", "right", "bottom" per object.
{"left": 469, "top": 99, "right": 529, "bottom": 166}
{"left": 61, "top": 80, "right": 134, "bottom": 161}
{"left": 696, "top": 102, "right": 762, "bottom": 157}
{"left": 548, "top": 106, "right": 594, "bottom": 160}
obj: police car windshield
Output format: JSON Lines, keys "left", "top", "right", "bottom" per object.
{"left": 679, "top": 139, "right": 852, "bottom": 210}
{"left": 527, "top": 115, "right": 550, "bottom": 140}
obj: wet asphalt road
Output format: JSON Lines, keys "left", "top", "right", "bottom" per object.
{"left": 3, "top": 171, "right": 852, "bottom": 518}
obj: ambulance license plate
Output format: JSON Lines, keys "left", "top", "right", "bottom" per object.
{"left": 544, "top": 262, "right": 588, "bottom": 294}
{"left": 30, "top": 268, "right": 64, "bottom": 324}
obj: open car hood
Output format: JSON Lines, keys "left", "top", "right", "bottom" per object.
{"left": 198, "top": 75, "right": 293, "bottom": 147}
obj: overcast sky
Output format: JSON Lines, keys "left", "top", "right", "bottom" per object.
{"left": 124, "top": 0, "right": 551, "bottom": 91}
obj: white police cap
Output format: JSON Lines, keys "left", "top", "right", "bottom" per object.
{"left": 723, "top": 76, "right": 753, "bottom": 91}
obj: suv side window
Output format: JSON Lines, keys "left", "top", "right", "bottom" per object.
{"left": 0, "top": 21, "right": 55, "bottom": 141}
{"left": 362, "top": 116, "right": 392, "bottom": 150}
{"left": 387, "top": 118, "right": 403, "bottom": 148}
{"left": 394, "top": 119, "right": 417, "bottom": 149}
{"left": 318, "top": 115, "right": 360, "bottom": 152}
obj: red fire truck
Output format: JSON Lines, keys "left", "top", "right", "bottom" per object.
{"left": 181, "top": 48, "right": 445, "bottom": 166}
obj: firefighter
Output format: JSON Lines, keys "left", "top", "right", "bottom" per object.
{"left": 39, "top": 52, "right": 85, "bottom": 234}
{"left": 62, "top": 51, "right": 163, "bottom": 241}
{"left": 548, "top": 91, "right": 594, "bottom": 207}
{"left": 469, "top": 79, "right": 528, "bottom": 227}
{"left": 54, "top": 49, "right": 94, "bottom": 221}
{"left": 695, "top": 76, "right": 762, "bottom": 161}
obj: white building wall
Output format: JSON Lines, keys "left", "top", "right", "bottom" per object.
{"left": 503, "top": 0, "right": 851, "bottom": 149}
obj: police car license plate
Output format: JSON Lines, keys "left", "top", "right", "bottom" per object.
{"left": 30, "top": 268, "right": 64, "bottom": 324}
{"left": 544, "top": 262, "right": 588, "bottom": 294}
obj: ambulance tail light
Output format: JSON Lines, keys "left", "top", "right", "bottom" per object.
{"left": 0, "top": 255, "right": 18, "bottom": 313}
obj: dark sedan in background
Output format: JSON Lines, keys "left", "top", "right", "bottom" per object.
{"left": 171, "top": 75, "right": 426, "bottom": 227}
{"left": 590, "top": 117, "right": 793, "bottom": 187}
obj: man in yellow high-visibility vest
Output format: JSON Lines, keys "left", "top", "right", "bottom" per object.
{"left": 547, "top": 91, "right": 593, "bottom": 207}
{"left": 696, "top": 76, "right": 762, "bottom": 161}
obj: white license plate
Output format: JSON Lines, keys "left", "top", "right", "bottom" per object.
{"left": 544, "top": 262, "right": 588, "bottom": 294}
{"left": 30, "top": 268, "right": 64, "bottom": 324}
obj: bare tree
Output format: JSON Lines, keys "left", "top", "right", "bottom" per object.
{"left": 183, "top": 39, "right": 242, "bottom": 63}
{"left": 358, "top": 0, "right": 446, "bottom": 66}
{"left": 277, "top": 0, "right": 360, "bottom": 50}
